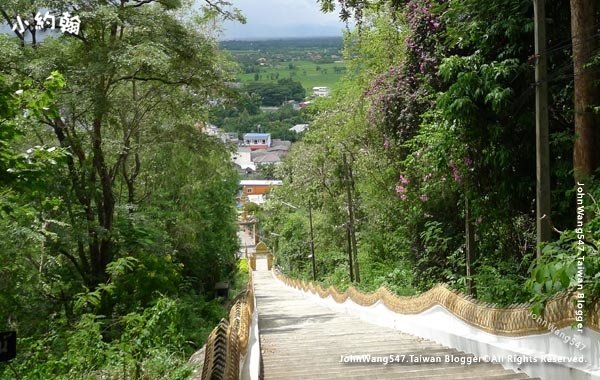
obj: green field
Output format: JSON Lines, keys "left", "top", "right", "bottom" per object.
{"left": 238, "top": 60, "right": 346, "bottom": 92}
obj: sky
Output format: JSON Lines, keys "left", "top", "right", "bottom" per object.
{"left": 0, "top": 1, "right": 348, "bottom": 41}
{"left": 217, "top": 0, "right": 347, "bottom": 40}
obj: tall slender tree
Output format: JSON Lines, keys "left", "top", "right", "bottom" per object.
{"left": 570, "top": 0, "right": 600, "bottom": 181}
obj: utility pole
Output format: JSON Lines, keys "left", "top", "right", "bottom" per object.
{"left": 346, "top": 223, "right": 354, "bottom": 282}
{"left": 465, "top": 197, "right": 475, "bottom": 296}
{"left": 277, "top": 200, "right": 317, "bottom": 280}
{"left": 343, "top": 153, "right": 360, "bottom": 283}
{"left": 533, "top": 0, "right": 551, "bottom": 259}
{"left": 308, "top": 200, "right": 317, "bottom": 281}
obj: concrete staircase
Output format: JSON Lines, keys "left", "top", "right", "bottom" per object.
{"left": 254, "top": 271, "right": 539, "bottom": 380}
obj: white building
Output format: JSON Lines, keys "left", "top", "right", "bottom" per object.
{"left": 243, "top": 133, "right": 272, "bottom": 150}
{"left": 290, "top": 124, "right": 309, "bottom": 133}
{"left": 240, "top": 180, "right": 283, "bottom": 205}
{"left": 199, "top": 122, "right": 236, "bottom": 144}
{"left": 232, "top": 146, "right": 256, "bottom": 171}
{"left": 312, "top": 87, "right": 330, "bottom": 97}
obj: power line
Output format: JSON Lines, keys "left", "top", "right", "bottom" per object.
{"left": 541, "top": 31, "right": 600, "bottom": 56}
{"left": 538, "top": 21, "right": 600, "bottom": 55}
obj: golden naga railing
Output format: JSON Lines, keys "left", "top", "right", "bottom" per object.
{"left": 274, "top": 271, "right": 600, "bottom": 336}
{"left": 202, "top": 271, "right": 255, "bottom": 380}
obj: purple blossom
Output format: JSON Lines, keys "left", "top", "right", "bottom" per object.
{"left": 365, "top": 0, "right": 443, "bottom": 142}
{"left": 400, "top": 194, "right": 408, "bottom": 201}
{"left": 452, "top": 171, "right": 461, "bottom": 182}
{"left": 399, "top": 174, "right": 410, "bottom": 185}
{"left": 395, "top": 184, "right": 406, "bottom": 194}
{"left": 449, "top": 162, "right": 462, "bottom": 183}
{"left": 463, "top": 156, "right": 473, "bottom": 167}
{"left": 420, "top": 194, "right": 429, "bottom": 202}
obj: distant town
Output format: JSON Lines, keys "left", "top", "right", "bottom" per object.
{"left": 197, "top": 38, "right": 345, "bottom": 211}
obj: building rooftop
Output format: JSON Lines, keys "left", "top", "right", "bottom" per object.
{"left": 271, "top": 139, "right": 292, "bottom": 147}
{"left": 253, "top": 153, "right": 282, "bottom": 164}
{"left": 267, "top": 146, "right": 290, "bottom": 152}
{"left": 244, "top": 133, "right": 271, "bottom": 138}
{"left": 240, "top": 180, "right": 283, "bottom": 186}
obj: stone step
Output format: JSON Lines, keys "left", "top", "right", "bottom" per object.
{"left": 264, "top": 367, "right": 529, "bottom": 380}
{"left": 261, "top": 344, "right": 455, "bottom": 354}
{"left": 251, "top": 271, "right": 536, "bottom": 380}
{"left": 261, "top": 350, "right": 471, "bottom": 364}
{"left": 262, "top": 363, "right": 509, "bottom": 372}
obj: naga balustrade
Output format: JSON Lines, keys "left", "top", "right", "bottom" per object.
{"left": 201, "top": 268, "right": 256, "bottom": 380}
{"left": 273, "top": 270, "right": 599, "bottom": 336}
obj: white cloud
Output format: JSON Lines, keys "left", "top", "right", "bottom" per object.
{"left": 218, "top": 0, "right": 347, "bottom": 39}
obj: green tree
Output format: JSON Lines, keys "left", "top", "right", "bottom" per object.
{"left": 2, "top": 0, "right": 238, "bottom": 287}
{"left": 0, "top": 1, "right": 243, "bottom": 378}
{"left": 245, "top": 78, "right": 306, "bottom": 106}
{"left": 267, "top": 0, "right": 596, "bottom": 308}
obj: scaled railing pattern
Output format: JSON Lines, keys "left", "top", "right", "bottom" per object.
{"left": 274, "top": 271, "right": 600, "bottom": 336}
{"left": 202, "top": 271, "right": 255, "bottom": 380}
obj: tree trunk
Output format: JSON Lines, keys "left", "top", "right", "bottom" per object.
{"left": 91, "top": 116, "right": 115, "bottom": 285}
{"left": 571, "top": 0, "right": 600, "bottom": 181}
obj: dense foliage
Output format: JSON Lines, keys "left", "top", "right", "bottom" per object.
{"left": 210, "top": 102, "right": 306, "bottom": 142}
{"left": 244, "top": 78, "right": 306, "bottom": 106}
{"left": 260, "top": 0, "right": 600, "bottom": 313}
{"left": 0, "top": 1, "right": 241, "bottom": 378}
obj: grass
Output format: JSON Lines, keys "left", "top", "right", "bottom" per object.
{"left": 238, "top": 60, "right": 346, "bottom": 92}
{"left": 230, "top": 258, "right": 250, "bottom": 297}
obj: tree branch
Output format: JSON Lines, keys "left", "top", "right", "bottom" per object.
{"left": 115, "top": 75, "right": 192, "bottom": 85}
{"left": 59, "top": 248, "right": 88, "bottom": 282}
{"left": 130, "top": 0, "right": 156, "bottom": 7}
{"left": 0, "top": 8, "right": 24, "bottom": 41}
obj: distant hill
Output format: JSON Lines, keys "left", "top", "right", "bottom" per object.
{"left": 220, "top": 37, "right": 344, "bottom": 52}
